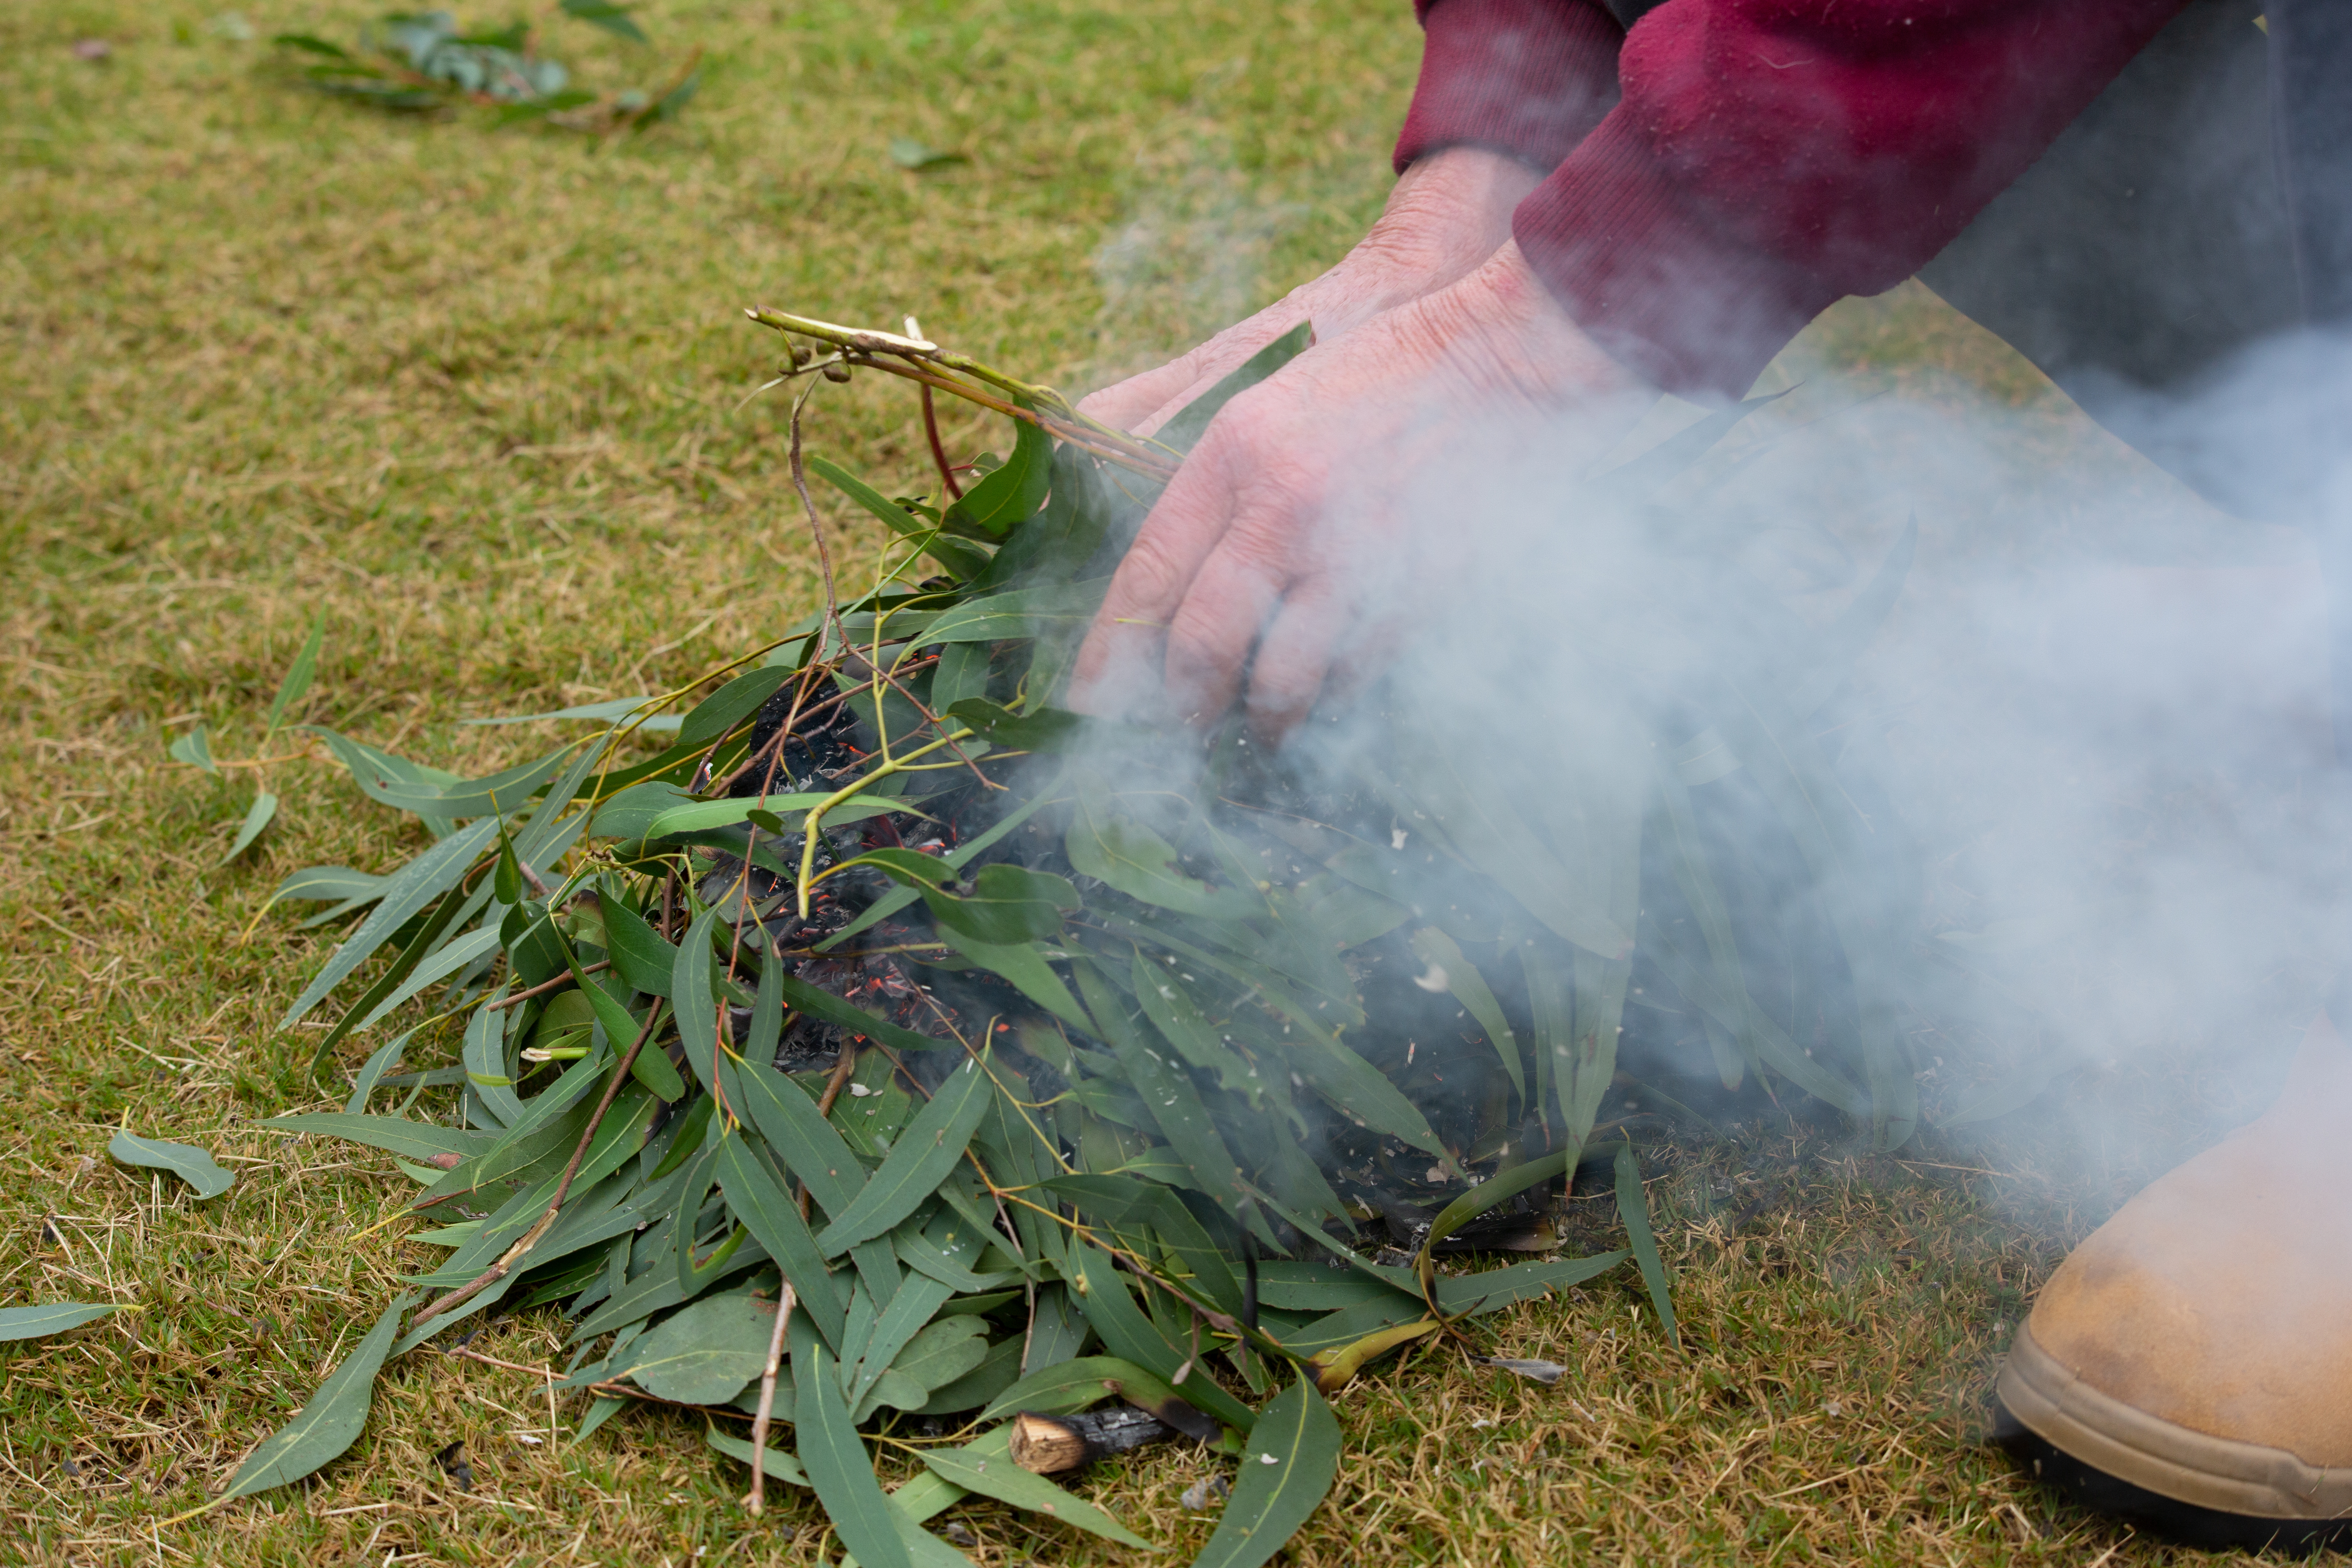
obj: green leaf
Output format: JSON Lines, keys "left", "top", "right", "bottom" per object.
{"left": 348, "top": 925, "right": 502, "bottom": 1038}
{"left": 275, "top": 817, "right": 498, "bottom": 1030}
{"left": 923, "top": 863, "right": 1078, "bottom": 945}
{"left": 808, "top": 455, "right": 945, "bottom": 545}
{"left": 300, "top": 726, "right": 463, "bottom": 833}
{"left": 461, "top": 695, "right": 666, "bottom": 728}
{"left": 1153, "top": 320, "right": 1313, "bottom": 454}
{"left": 263, "top": 1112, "right": 491, "bottom": 1163}
{"left": 978, "top": 1354, "right": 1154, "bottom": 1421}
{"left": 705, "top": 1425, "right": 808, "bottom": 1487}
{"left": 714, "top": 1133, "right": 848, "bottom": 1349}
{"left": 677, "top": 666, "right": 792, "bottom": 751}
{"left": 844, "top": 1272, "right": 955, "bottom": 1410}
{"left": 887, "top": 1316, "right": 990, "bottom": 1395}
{"left": 1613, "top": 1143, "right": 1677, "bottom": 1344}
{"left": 909, "top": 583, "right": 1102, "bottom": 649}
{"left": 644, "top": 792, "right": 911, "bottom": 840}
{"left": 1073, "top": 965, "right": 1246, "bottom": 1208}
{"left": 922, "top": 1443, "right": 1153, "bottom": 1549}
{"left": 268, "top": 864, "right": 382, "bottom": 909}
{"left": 559, "top": 0, "right": 646, "bottom": 41}
{"left": 1192, "top": 1376, "right": 1341, "bottom": 1568}
{"left": 1065, "top": 1241, "right": 1254, "bottom": 1432}
{"left": 837, "top": 846, "right": 958, "bottom": 891}
{"left": 1418, "top": 1147, "right": 1570, "bottom": 1268}
{"left": 1126, "top": 955, "right": 1253, "bottom": 1094}
{"left": 815, "top": 1053, "right": 993, "bottom": 1256}
{"left": 0, "top": 1302, "right": 117, "bottom": 1342}
{"left": 558, "top": 931, "right": 679, "bottom": 1101}
{"left": 1065, "top": 787, "right": 1250, "bottom": 918}
{"left": 1247, "top": 1263, "right": 1406, "bottom": 1313}
{"left": 935, "top": 924, "right": 1092, "bottom": 1031}
{"left": 344, "top": 1028, "right": 416, "bottom": 1112}
{"left": 818, "top": 775, "right": 1069, "bottom": 951}
{"left": 944, "top": 415, "right": 1050, "bottom": 538}
{"left": 1408, "top": 927, "right": 1523, "bottom": 1105}
{"left": 1287, "top": 1033, "right": 1447, "bottom": 1159}
{"left": 597, "top": 902, "right": 682, "bottom": 1001}
{"left": 886, "top": 137, "right": 969, "bottom": 172}
{"left": 911, "top": 1332, "right": 1021, "bottom": 1414}
{"left": 264, "top": 615, "right": 326, "bottom": 739}
{"left": 168, "top": 722, "right": 217, "bottom": 775}
{"left": 106, "top": 1132, "right": 234, "bottom": 1200}
{"left": 774, "top": 967, "right": 954, "bottom": 1058}
{"left": 792, "top": 1312, "right": 914, "bottom": 1568}
{"left": 1430, "top": 1252, "right": 1627, "bottom": 1316}
{"left": 942, "top": 698, "right": 1086, "bottom": 753}
{"left": 272, "top": 32, "right": 356, "bottom": 59}
{"left": 671, "top": 906, "right": 723, "bottom": 1092}
{"left": 372, "top": 740, "right": 590, "bottom": 822}
{"left": 220, "top": 1292, "right": 415, "bottom": 1502}
{"left": 729, "top": 1058, "right": 864, "bottom": 1215}
{"left": 222, "top": 790, "right": 279, "bottom": 864}
{"left": 610, "top": 1291, "right": 775, "bottom": 1405}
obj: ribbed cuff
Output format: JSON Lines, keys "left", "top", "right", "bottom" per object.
{"left": 1394, "top": 0, "right": 1624, "bottom": 176}
{"left": 1513, "top": 108, "right": 1840, "bottom": 401}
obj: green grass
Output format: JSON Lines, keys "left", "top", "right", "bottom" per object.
{"left": 0, "top": 2, "right": 2296, "bottom": 1563}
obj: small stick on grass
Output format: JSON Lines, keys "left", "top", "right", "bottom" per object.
{"left": 743, "top": 1281, "right": 798, "bottom": 1514}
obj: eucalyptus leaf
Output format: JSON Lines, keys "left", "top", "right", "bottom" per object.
{"left": 0, "top": 1302, "right": 117, "bottom": 1342}
{"left": 219, "top": 1292, "right": 415, "bottom": 1502}
{"left": 1192, "top": 1376, "right": 1340, "bottom": 1568}
{"left": 106, "top": 1132, "right": 235, "bottom": 1200}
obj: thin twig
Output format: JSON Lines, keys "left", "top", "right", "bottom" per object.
{"left": 483, "top": 961, "right": 611, "bottom": 1010}
{"left": 920, "top": 383, "right": 964, "bottom": 501}
{"left": 409, "top": 1002, "right": 668, "bottom": 1331}
{"left": 743, "top": 1281, "right": 798, "bottom": 1514}
{"left": 787, "top": 383, "right": 846, "bottom": 660}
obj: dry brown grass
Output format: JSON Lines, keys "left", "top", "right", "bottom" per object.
{"left": 0, "top": 1, "right": 2319, "bottom": 1564}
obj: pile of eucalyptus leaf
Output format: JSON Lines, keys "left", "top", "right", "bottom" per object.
{"left": 212, "top": 312, "right": 1922, "bottom": 1562}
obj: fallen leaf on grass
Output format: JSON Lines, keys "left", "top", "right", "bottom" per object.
{"left": 0, "top": 1302, "right": 117, "bottom": 1342}
{"left": 888, "top": 137, "right": 967, "bottom": 171}
{"left": 108, "top": 1132, "right": 236, "bottom": 1200}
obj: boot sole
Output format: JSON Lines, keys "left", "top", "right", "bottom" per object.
{"left": 1998, "top": 1319, "right": 2352, "bottom": 1542}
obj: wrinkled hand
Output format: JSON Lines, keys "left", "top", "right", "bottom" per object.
{"left": 1079, "top": 147, "right": 1545, "bottom": 439}
{"left": 1069, "top": 242, "right": 1657, "bottom": 740}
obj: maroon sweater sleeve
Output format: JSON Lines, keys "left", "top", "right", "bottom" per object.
{"left": 1393, "top": 0, "right": 1625, "bottom": 174}
{"left": 1482, "top": 0, "right": 2190, "bottom": 399}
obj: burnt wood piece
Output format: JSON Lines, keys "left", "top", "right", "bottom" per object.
{"left": 1009, "top": 1408, "right": 1176, "bottom": 1474}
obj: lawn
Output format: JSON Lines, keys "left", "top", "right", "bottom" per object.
{"left": 0, "top": 1, "right": 2307, "bottom": 1563}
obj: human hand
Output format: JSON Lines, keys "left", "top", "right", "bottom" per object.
{"left": 1068, "top": 242, "right": 1658, "bottom": 741}
{"left": 1079, "top": 146, "right": 1545, "bottom": 438}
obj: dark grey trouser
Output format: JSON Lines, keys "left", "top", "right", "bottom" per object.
{"left": 1919, "top": 0, "right": 2352, "bottom": 735}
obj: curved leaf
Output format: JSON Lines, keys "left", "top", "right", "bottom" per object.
{"left": 0, "top": 1302, "right": 117, "bottom": 1342}
{"left": 815, "top": 1053, "right": 992, "bottom": 1256}
{"left": 220, "top": 1292, "right": 415, "bottom": 1501}
{"left": 922, "top": 1443, "right": 1152, "bottom": 1548}
{"left": 792, "top": 1312, "right": 914, "bottom": 1568}
{"left": 611, "top": 1291, "right": 773, "bottom": 1405}
{"left": 107, "top": 1132, "right": 235, "bottom": 1200}
{"left": 1192, "top": 1376, "right": 1340, "bottom": 1568}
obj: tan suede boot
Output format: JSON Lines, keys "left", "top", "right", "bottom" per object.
{"left": 1996, "top": 1012, "right": 2352, "bottom": 1545}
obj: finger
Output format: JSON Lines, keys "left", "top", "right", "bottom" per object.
{"left": 1067, "top": 439, "right": 1245, "bottom": 717}
{"left": 1162, "top": 536, "right": 1288, "bottom": 727}
{"left": 1241, "top": 580, "right": 1352, "bottom": 746}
